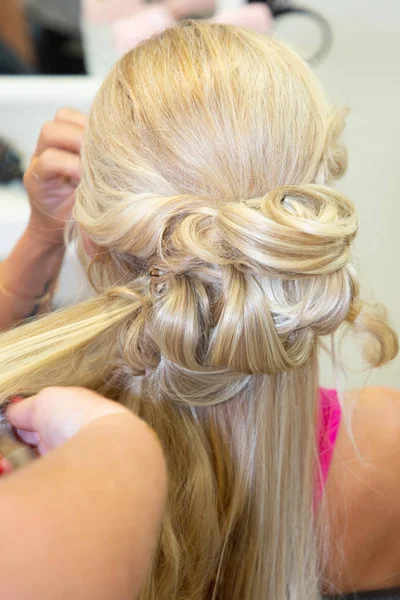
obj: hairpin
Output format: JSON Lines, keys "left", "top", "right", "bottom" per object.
{"left": 147, "top": 267, "right": 162, "bottom": 278}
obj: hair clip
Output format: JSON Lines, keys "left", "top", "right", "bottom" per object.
{"left": 147, "top": 267, "right": 162, "bottom": 278}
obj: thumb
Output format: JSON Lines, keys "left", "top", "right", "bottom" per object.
{"left": 7, "top": 395, "right": 37, "bottom": 432}
{"left": 7, "top": 387, "right": 128, "bottom": 448}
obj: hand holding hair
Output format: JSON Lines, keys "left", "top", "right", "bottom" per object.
{"left": 0, "top": 387, "right": 167, "bottom": 600}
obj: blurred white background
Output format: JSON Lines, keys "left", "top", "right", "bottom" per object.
{"left": 274, "top": 0, "right": 400, "bottom": 388}
{"left": 0, "top": 0, "right": 399, "bottom": 387}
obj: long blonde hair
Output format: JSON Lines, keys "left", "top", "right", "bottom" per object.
{"left": 0, "top": 22, "right": 397, "bottom": 599}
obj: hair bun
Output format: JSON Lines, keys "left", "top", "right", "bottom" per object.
{"left": 217, "top": 184, "right": 357, "bottom": 278}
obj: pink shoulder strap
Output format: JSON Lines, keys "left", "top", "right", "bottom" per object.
{"left": 318, "top": 388, "right": 341, "bottom": 495}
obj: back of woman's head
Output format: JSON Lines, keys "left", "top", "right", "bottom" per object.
{"left": 75, "top": 20, "right": 394, "bottom": 393}
{"left": 0, "top": 21, "right": 397, "bottom": 600}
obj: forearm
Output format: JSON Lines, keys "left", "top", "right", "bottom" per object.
{"left": 0, "top": 413, "right": 167, "bottom": 600}
{"left": 0, "top": 223, "right": 65, "bottom": 329}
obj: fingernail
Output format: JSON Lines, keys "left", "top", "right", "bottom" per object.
{"left": 0, "top": 457, "right": 12, "bottom": 475}
{"left": 10, "top": 396, "right": 26, "bottom": 404}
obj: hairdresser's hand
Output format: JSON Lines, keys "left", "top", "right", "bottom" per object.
{"left": 24, "top": 108, "right": 86, "bottom": 247}
{"left": 7, "top": 387, "right": 129, "bottom": 455}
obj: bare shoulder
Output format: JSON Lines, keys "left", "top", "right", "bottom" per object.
{"left": 323, "top": 386, "right": 400, "bottom": 594}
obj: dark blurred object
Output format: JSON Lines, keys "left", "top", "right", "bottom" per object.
{"left": 25, "top": 0, "right": 85, "bottom": 74}
{"left": 32, "top": 25, "right": 85, "bottom": 75}
{"left": 252, "top": 0, "right": 291, "bottom": 12}
{"left": 0, "top": 24, "right": 85, "bottom": 75}
{"left": 0, "top": 139, "right": 24, "bottom": 184}
{"left": 248, "top": 0, "right": 333, "bottom": 64}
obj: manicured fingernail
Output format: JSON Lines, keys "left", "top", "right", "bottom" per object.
{"left": 0, "top": 457, "right": 12, "bottom": 475}
{"left": 10, "top": 396, "right": 25, "bottom": 404}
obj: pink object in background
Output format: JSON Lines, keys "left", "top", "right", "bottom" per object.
{"left": 112, "top": 5, "right": 175, "bottom": 55}
{"left": 111, "top": 2, "right": 272, "bottom": 57}
{"left": 83, "top": 0, "right": 145, "bottom": 25}
{"left": 213, "top": 3, "right": 272, "bottom": 32}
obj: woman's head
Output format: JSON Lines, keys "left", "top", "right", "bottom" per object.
{"left": 77, "top": 21, "right": 346, "bottom": 245}
{"left": 0, "top": 22, "right": 396, "bottom": 600}
{"left": 74, "top": 21, "right": 391, "bottom": 395}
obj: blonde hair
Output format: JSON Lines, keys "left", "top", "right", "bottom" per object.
{"left": 0, "top": 22, "right": 397, "bottom": 599}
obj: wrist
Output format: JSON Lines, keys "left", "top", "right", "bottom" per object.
{"left": 0, "top": 226, "right": 65, "bottom": 305}
{"left": 26, "top": 216, "right": 66, "bottom": 252}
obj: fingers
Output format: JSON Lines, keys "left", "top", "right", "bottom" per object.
{"left": 7, "top": 395, "right": 37, "bottom": 432}
{"left": 6, "top": 387, "right": 108, "bottom": 434}
{"left": 55, "top": 107, "right": 87, "bottom": 127}
{"left": 34, "top": 120, "right": 84, "bottom": 158}
{"left": 7, "top": 387, "right": 129, "bottom": 455}
{"left": 27, "top": 108, "right": 86, "bottom": 195}
{"left": 16, "top": 429, "right": 40, "bottom": 446}
{"left": 27, "top": 148, "right": 82, "bottom": 184}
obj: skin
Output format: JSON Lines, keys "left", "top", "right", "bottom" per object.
{"left": 323, "top": 386, "right": 400, "bottom": 594}
{"left": 0, "top": 108, "right": 84, "bottom": 329}
{"left": 0, "top": 387, "right": 167, "bottom": 600}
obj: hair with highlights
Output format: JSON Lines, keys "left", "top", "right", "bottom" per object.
{"left": 0, "top": 22, "right": 396, "bottom": 600}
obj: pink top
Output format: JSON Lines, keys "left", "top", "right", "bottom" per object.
{"left": 318, "top": 388, "right": 341, "bottom": 494}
